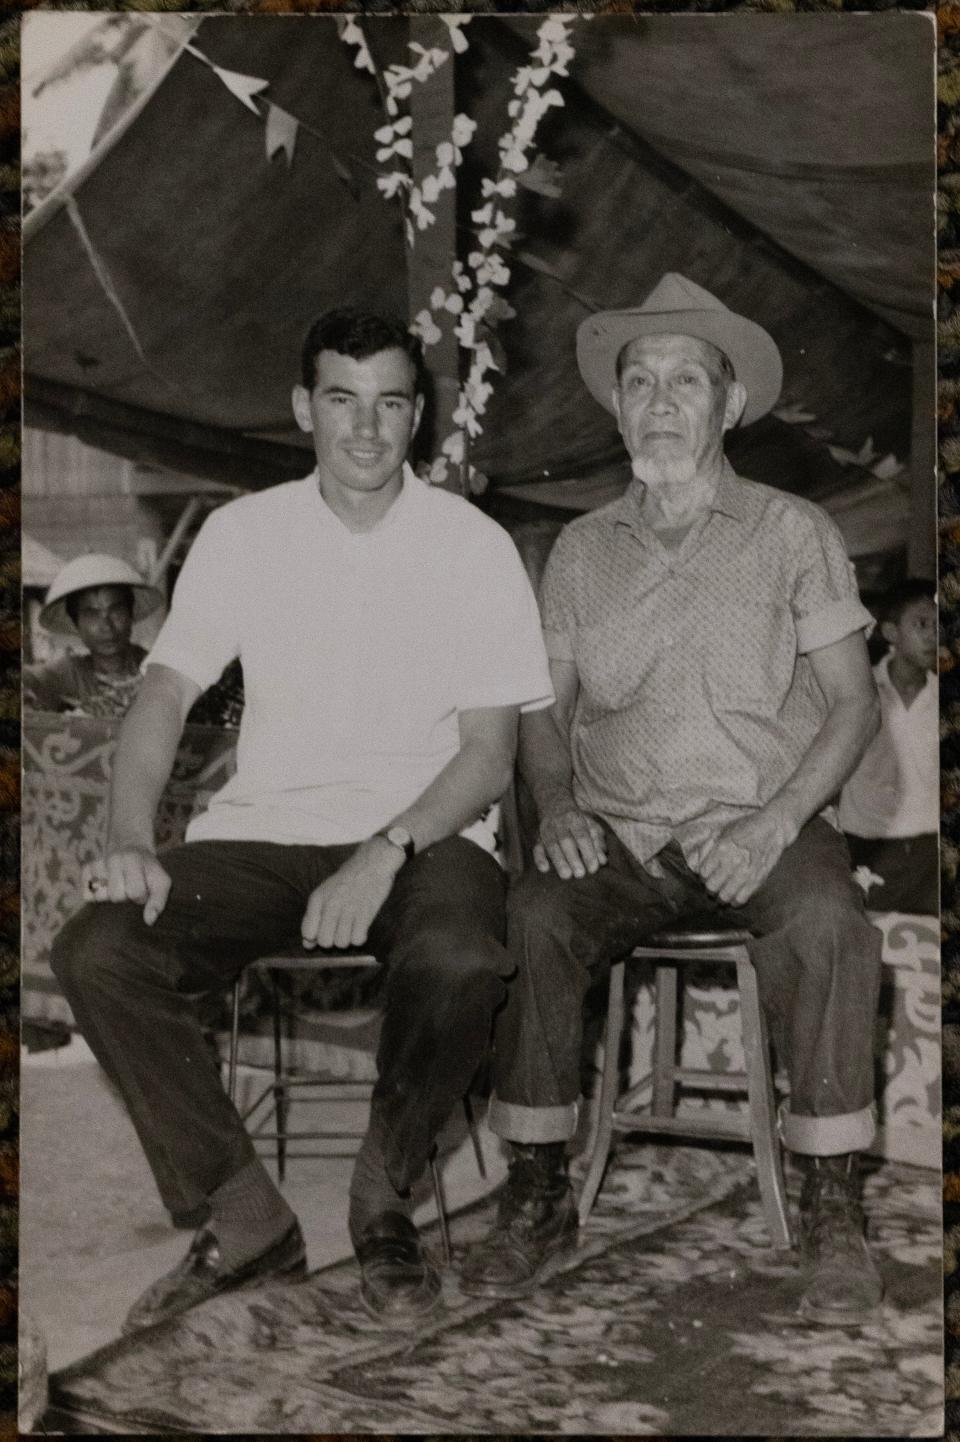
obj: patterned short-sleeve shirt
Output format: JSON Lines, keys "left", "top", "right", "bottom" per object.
{"left": 541, "top": 462, "right": 873, "bottom": 865}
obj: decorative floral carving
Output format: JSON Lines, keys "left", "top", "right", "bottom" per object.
{"left": 23, "top": 717, "right": 236, "bottom": 1003}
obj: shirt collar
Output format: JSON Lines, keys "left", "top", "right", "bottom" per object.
{"left": 613, "top": 458, "right": 749, "bottom": 534}
{"left": 875, "top": 652, "right": 893, "bottom": 688}
{"left": 711, "top": 461, "right": 751, "bottom": 520}
{"left": 875, "top": 651, "right": 937, "bottom": 698}
{"left": 307, "top": 461, "right": 419, "bottom": 537}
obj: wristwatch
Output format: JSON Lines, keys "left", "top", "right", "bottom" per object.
{"left": 375, "top": 825, "right": 416, "bottom": 863}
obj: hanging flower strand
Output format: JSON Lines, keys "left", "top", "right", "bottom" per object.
{"left": 368, "top": 27, "right": 475, "bottom": 247}
{"left": 339, "top": 14, "right": 584, "bottom": 487}
{"left": 423, "top": 16, "right": 580, "bottom": 481}
{"left": 335, "top": 17, "right": 375, "bottom": 77}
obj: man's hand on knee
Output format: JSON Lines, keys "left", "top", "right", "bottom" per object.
{"left": 534, "top": 806, "right": 607, "bottom": 880}
{"left": 82, "top": 848, "right": 172, "bottom": 926}
{"left": 301, "top": 840, "right": 403, "bottom": 951}
{"left": 687, "top": 806, "right": 796, "bottom": 907}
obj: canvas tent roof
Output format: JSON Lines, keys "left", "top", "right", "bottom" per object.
{"left": 23, "top": 14, "right": 935, "bottom": 520}
{"left": 549, "top": 13, "right": 934, "bottom": 342}
{"left": 22, "top": 533, "right": 65, "bottom": 589}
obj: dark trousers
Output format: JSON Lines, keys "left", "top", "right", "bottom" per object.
{"left": 51, "top": 837, "right": 511, "bottom": 1214}
{"left": 844, "top": 832, "right": 939, "bottom": 916}
{"left": 489, "top": 818, "right": 883, "bottom": 1157}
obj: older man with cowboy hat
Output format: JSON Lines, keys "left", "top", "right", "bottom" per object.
{"left": 24, "top": 553, "right": 163, "bottom": 719}
{"left": 461, "top": 273, "right": 885, "bottom": 1327}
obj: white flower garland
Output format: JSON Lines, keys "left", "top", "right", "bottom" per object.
{"left": 340, "top": 15, "right": 583, "bottom": 487}
{"left": 336, "top": 17, "right": 376, "bottom": 77}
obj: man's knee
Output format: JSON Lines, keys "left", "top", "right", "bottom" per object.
{"left": 767, "top": 878, "right": 882, "bottom": 997}
{"left": 789, "top": 876, "right": 876, "bottom": 942}
{"left": 389, "top": 915, "right": 513, "bottom": 989}
{"left": 50, "top": 901, "right": 148, "bottom": 998}
{"left": 506, "top": 866, "right": 573, "bottom": 943}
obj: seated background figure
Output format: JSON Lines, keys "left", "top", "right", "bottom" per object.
{"left": 840, "top": 579, "right": 938, "bottom": 915}
{"left": 24, "top": 553, "right": 163, "bottom": 720}
{"left": 185, "top": 657, "right": 246, "bottom": 730}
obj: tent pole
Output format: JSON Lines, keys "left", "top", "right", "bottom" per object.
{"left": 910, "top": 336, "right": 937, "bottom": 579}
{"left": 148, "top": 496, "right": 200, "bottom": 587}
{"left": 408, "top": 17, "right": 464, "bottom": 497}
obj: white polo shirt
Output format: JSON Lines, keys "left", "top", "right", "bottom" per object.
{"left": 147, "top": 468, "right": 553, "bottom": 847}
{"left": 839, "top": 653, "right": 939, "bottom": 839}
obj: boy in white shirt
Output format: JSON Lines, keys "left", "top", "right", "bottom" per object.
{"left": 840, "top": 579, "right": 938, "bottom": 914}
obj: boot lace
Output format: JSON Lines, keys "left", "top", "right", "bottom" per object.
{"left": 496, "top": 1151, "right": 568, "bottom": 1236}
{"left": 802, "top": 1165, "right": 865, "bottom": 1259}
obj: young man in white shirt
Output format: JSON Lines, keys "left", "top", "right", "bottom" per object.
{"left": 52, "top": 308, "right": 552, "bottom": 1331}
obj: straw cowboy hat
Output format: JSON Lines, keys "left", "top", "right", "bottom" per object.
{"left": 39, "top": 554, "right": 164, "bottom": 637}
{"left": 576, "top": 272, "right": 783, "bottom": 427}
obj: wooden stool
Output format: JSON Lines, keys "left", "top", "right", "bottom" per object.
{"left": 577, "top": 922, "right": 793, "bottom": 1249}
{"left": 226, "top": 949, "right": 486, "bottom": 1265}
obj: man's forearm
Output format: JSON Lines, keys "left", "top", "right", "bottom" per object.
{"left": 390, "top": 739, "right": 515, "bottom": 853}
{"left": 107, "top": 682, "right": 188, "bottom": 853}
{"left": 517, "top": 705, "right": 577, "bottom": 818}
{"left": 768, "top": 694, "right": 880, "bottom": 842}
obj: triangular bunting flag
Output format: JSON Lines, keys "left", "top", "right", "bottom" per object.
{"left": 265, "top": 103, "right": 299, "bottom": 165}
{"left": 212, "top": 64, "right": 269, "bottom": 115}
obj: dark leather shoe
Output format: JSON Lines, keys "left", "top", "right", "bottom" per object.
{"left": 459, "top": 1142, "right": 579, "bottom": 1299}
{"left": 122, "top": 1221, "right": 308, "bottom": 1333}
{"left": 354, "top": 1211, "right": 442, "bottom": 1326}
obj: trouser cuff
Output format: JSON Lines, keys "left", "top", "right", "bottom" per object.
{"left": 779, "top": 1101, "right": 876, "bottom": 1156}
{"left": 488, "top": 1095, "right": 579, "bottom": 1143}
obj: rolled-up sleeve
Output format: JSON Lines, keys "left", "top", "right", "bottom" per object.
{"left": 144, "top": 507, "right": 241, "bottom": 689}
{"left": 791, "top": 507, "right": 874, "bottom": 654}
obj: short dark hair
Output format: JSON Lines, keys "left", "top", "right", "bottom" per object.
{"left": 882, "top": 577, "right": 936, "bottom": 626}
{"left": 300, "top": 307, "right": 426, "bottom": 394}
{"left": 614, "top": 335, "right": 735, "bottom": 387}
{"left": 65, "top": 583, "right": 134, "bottom": 627}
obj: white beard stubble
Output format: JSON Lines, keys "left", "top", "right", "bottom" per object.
{"left": 630, "top": 453, "right": 699, "bottom": 488}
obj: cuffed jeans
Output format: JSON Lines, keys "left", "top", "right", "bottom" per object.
{"left": 489, "top": 818, "right": 882, "bottom": 1157}
{"left": 51, "top": 837, "right": 512, "bottom": 1215}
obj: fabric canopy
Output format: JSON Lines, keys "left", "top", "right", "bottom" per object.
{"left": 23, "top": 13, "right": 935, "bottom": 510}
{"left": 551, "top": 13, "right": 934, "bottom": 341}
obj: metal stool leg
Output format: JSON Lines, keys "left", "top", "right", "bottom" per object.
{"left": 270, "top": 973, "right": 288, "bottom": 1185}
{"left": 735, "top": 950, "right": 792, "bottom": 1249}
{"left": 228, "top": 980, "right": 241, "bottom": 1104}
{"left": 463, "top": 1093, "right": 486, "bottom": 1180}
{"left": 652, "top": 964, "right": 678, "bottom": 1117}
{"left": 429, "top": 1151, "right": 452, "bottom": 1266}
{"left": 577, "top": 959, "right": 625, "bottom": 1225}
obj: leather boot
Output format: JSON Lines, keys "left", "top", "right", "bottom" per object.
{"left": 459, "top": 1141, "right": 578, "bottom": 1298}
{"left": 798, "top": 1153, "right": 884, "bottom": 1326}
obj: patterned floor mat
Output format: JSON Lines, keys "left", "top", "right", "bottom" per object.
{"left": 46, "top": 1144, "right": 942, "bottom": 1436}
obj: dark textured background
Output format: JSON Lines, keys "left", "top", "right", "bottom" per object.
{"left": 3, "top": 2, "right": 950, "bottom": 1438}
